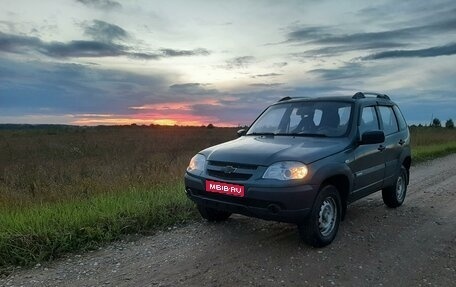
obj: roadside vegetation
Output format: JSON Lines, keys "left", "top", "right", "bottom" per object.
{"left": 410, "top": 124, "right": 456, "bottom": 163}
{"left": 0, "top": 124, "right": 455, "bottom": 271}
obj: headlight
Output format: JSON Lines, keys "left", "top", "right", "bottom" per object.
{"left": 187, "top": 154, "right": 206, "bottom": 175}
{"left": 263, "top": 161, "right": 308, "bottom": 180}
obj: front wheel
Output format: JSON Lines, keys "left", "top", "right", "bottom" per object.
{"left": 298, "top": 185, "right": 341, "bottom": 247}
{"left": 197, "top": 205, "right": 231, "bottom": 222}
{"left": 382, "top": 166, "right": 407, "bottom": 208}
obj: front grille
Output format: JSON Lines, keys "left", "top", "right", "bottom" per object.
{"left": 206, "top": 160, "right": 258, "bottom": 181}
{"left": 207, "top": 161, "right": 258, "bottom": 170}
{"left": 207, "top": 170, "right": 252, "bottom": 180}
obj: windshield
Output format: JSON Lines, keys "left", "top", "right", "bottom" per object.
{"left": 247, "top": 101, "right": 352, "bottom": 137}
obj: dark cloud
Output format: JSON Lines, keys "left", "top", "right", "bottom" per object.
{"left": 363, "top": 43, "right": 456, "bottom": 60}
{"left": 287, "top": 18, "right": 456, "bottom": 45}
{"left": 273, "top": 62, "right": 288, "bottom": 68}
{"left": 225, "top": 56, "right": 255, "bottom": 69}
{"left": 76, "top": 0, "right": 121, "bottom": 10}
{"left": 83, "top": 20, "right": 129, "bottom": 42}
{"left": 169, "top": 83, "right": 217, "bottom": 95}
{"left": 159, "top": 48, "right": 210, "bottom": 57}
{"left": 43, "top": 40, "right": 127, "bottom": 58}
{"left": 0, "top": 31, "right": 209, "bottom": 60}
{"left": 287, "top": 26, "right": 333, "bottom": 42}
{"left": 284, "top": 15, "right": 456, "bottom": 58}
{"left": 296, "top": 42, "right": 407, "bottom": 57}
{"left": 248, "top": 83, "right": 283, "bottom": 87}
{"left": 308, "top": 62, "right": 377, "bottom": 81}
{"left": 253, "top": 73, "right": 282, "bottom": 78}
{"left": 0, "top": 57, "right": 168, "bottom": 115}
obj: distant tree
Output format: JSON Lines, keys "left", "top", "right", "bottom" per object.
{"left": 431, "top": 118, "right": 441, "bottom": 127}
{"left": 445, "top": 119, "right": 454, "bottom": 129}
{"left": 207, "top": 123, "right": 215, "bottom": 129}
{"left": 418, "top": 124, "right": 423, "bottom": 127}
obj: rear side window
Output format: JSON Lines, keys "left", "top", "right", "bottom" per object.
{"left": 359, "top": 106, "right": 379, "bottom": 135}
{"left": 379, "top": 106, "right": 399, "bottom": 135}
{"left": 393, "top": 105, "right": 407, "bottom": 131}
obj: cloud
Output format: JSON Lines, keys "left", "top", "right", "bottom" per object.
{"left": 0, "top": 57, "right": 169, "bottom": 116}
{"left": 169, "top": 83, "right": 217, "bottom": 95}
{"left": 283, "top": 16, "right": 456, "bottom": 58}
{"left": 363, "top": 43, "right": 456, "bottom": 60}
{"left": 159, "top": 48, "right": 210, "bottom": 57}
{"left": 286, "top": 26, "right": 333, "bottom": 42}
{"left": 308, "top": 62, "right": 377, "bottom": 81}
{"left": 253, "top": 73, "right": 282, "bottom": 78}
{"left": 287, "top": 18, "right": 456, "bottom": 45}
{"left": 83, "top": 20, "right": 129, "bottom": 42}
{"left": 0, "top": 31, "right": 209, "bottom": 60}
{"left": 248, "top": 83, "right": 283, "bottom": 87}
{"left": 272, "top": 62, "right": 288, "bottom": 68}
{"left": 295, "top": 42, "right": 407, "bottom": 57}
{"left": 224, "top": 56, "right": 255, "bottom": 69}
{"left": 76, "top": 0, "right": 121, "bottom": 10}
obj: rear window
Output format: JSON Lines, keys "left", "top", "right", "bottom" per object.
{"left": 378, "top": 106, "right": 399, "bottom": 135}
{"left": 393, "top": 105, "right": 407, "bottom": 131}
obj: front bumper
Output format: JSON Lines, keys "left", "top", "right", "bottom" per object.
{"left": 185, "top": 173, "right": 318, "bottom": 223}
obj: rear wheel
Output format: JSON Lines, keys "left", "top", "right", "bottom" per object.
{"left": 382, "top": 166, "right": 407, "bottom": 208}
{"left": 298, "top": 185, "right": 341, "bottom": 247}
{"left": 197, "top": 205, "right": 231, "bottom": 222}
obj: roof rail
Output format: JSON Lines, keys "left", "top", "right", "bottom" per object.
{"left": 352, "top": 92, "right": 390, "bottom": 100}
{"left": 278, "top": 96, "right": 292, "bottom": 102}
{"left": 278, "top": 96, "right": 310, "bottom": 102}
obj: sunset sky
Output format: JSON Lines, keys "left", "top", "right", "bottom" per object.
{"left": 1, "top": 0, "right": 455, "bottom": 126}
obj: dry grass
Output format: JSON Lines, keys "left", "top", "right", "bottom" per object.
{"left": 0, "top": 126, "right": 236, "bottom": 209}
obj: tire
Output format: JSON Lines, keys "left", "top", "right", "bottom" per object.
{"left": 298, "top": 185, "right": 341, "bottom": 247}
{"left": 382, "top": 166, "right": 408, "bottom": 208}
{"left": 197, "top": 205, "right": 231, "bottom": 222}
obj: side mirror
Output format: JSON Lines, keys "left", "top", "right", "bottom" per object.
{"left": 360, "top": 131, "right": 385, "bottom": 145}
{"left": 237, "top": 129, "right": 246, "bottom": 137}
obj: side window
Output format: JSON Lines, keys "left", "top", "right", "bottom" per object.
{"left": 379, "top": 106, "right": 399, "bottom": 135}
{"left": 288, "top": 108, "right": 301, "bottom": 131}
{"left": 313, "top": 109, "right": 322, "bottom": 125}
{"left": 338, "top": 106, "right": 351, "bottom": 126}
{"left": 359, "top": 106, "right": 379, "bottom": 135}
{"left": 393, "top": 105, "right": 407, "bottom": 131}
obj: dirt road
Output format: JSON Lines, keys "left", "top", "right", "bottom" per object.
{"left": 2, "top": 154, "right": 456, "bottom": 287}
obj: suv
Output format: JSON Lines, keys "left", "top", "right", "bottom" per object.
{"left": 184, "top": 92, "right": 411, "bottom": 247}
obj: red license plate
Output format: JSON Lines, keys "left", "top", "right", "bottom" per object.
{"left": 205, "top": 180, "right": 245, "bottom": 197}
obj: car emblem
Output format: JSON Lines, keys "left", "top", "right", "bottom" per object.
{"left": 223, "top": 166, "right": 237, "bottom": 174}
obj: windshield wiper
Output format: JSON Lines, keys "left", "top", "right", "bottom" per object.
{"left": 248, "top": 132, "right": 328, "bottom": 137}
{"left": 287, "top": 133, "right": 328, "bottom": 137}
{"left": 248, "top": 132, "right": 277, "bottom": 136}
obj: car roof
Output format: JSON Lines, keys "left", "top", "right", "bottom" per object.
{"left": 273, "top": 93, "right": 395, "bottom": 106}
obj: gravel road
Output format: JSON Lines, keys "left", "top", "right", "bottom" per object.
{"left": 2, "top": 154, "right": 456, "bottom": 287}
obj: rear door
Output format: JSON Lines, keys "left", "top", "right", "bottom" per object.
{"left": 377, "top": 105, "right": 402, "bottom": 186}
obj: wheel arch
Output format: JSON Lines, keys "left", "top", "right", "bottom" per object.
{"left": 321, "top": 174, "right": 350, "bottom": 220}
{"left": 402, "top": 156, "right": 411, "bottom": 184}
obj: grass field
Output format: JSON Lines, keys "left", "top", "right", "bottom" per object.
{"left": 0, "top": 125, "right": 455, "bottom": 270}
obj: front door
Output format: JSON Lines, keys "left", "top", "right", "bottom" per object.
{"left": 349, "top": 106, "right": 385, "bottom": 201}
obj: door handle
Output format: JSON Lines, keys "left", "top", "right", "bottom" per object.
{"left": 398, "top": 139, "right": 405, "bottom": 145}
{"left": 378, "top": 145, "right": 386, "bottom": 151}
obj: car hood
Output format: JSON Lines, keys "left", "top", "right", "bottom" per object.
{"left": 201, "top": 135, "right": 351, "bottom": 166}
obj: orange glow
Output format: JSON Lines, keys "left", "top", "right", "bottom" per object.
{"left": 152, "top": 119, "right": 177, "bottom": 126}
{"left": 69, "top": 99, "right": 241, "bottom": 127}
